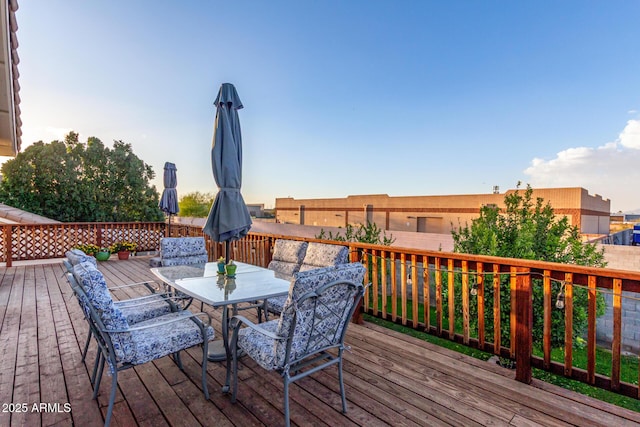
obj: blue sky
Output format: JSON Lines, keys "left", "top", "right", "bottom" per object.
{"left": 6, "top": 1, "right": 640, "bottom": 211}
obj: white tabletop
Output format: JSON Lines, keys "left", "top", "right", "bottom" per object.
{"left": 151, "top": 261, "right": 291, "bottom": 307}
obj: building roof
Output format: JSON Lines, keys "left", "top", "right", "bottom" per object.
{"left": 0, "top": 0, "right": 20, "bottom": 157}
{"left": 0, "top": 202, "right": 60, "bottom": 224}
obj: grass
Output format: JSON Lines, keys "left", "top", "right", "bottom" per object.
{"left": 364, "top": 303, "right": 640, "bottom": 412}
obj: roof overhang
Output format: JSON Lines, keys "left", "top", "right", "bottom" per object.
{"left": 0, "top": 0, "right": 20, "bottom": 157}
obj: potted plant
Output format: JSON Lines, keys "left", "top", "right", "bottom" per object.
{"left": 225, "top": 259, "right": 237, "bottom": 277}
{"left": 110, "top": 241, "right": 137, "bottom": 260}
{"left": 73, "top": 243, "right": 99, "bottom": 257}
{"left": 217, "top": 256, "right": 226, "bottom": 274}
{"left": 95, "top": 247, "right": 111, "bottom": 261}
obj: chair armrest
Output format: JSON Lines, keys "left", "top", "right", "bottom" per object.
{"left": 108, "top": 281, "right": 159, "bottom": 293}
{"left": 116, "top": 292, "right": 172, "bottom": 302}
{"left": 229, "top": 315, "right": 285, "bottom": 341}
{"left": 112, "top": 293, "right": 181, "bottom": 308}
{"left": 102, "top": 311, "right": 212, "bottom": 333}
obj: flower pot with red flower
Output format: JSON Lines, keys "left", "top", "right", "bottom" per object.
{"left": 110, "top": 241, "right": 137, "bottom": 260}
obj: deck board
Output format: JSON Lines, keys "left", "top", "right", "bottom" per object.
{"left": 0, "top": 256, "right": 638, "bottom": 426}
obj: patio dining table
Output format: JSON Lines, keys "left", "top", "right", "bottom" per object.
{"left": 150, "top": 261, "right": 290, "bottom": 366}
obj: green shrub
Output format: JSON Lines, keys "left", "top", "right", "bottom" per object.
{"left": 450, "top": 184, "right": 606, "bottom": 348}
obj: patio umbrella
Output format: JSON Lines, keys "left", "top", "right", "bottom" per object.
{"left": 203, "top": 83, "right": 252, "bottom": 262}
{"left": 159, "top": 162, "right": 179, "bottom": 236}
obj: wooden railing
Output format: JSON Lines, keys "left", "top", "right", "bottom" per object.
{"left": 1, "top": 222, "right": 638, "bottom": 400}
{"left": 218, "top": 232, "right": 640, "bottom": 400}
{"left": 0, "top": 222, "right": 168, "bottom": 265}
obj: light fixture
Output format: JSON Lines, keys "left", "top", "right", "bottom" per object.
{"left": 470, "top": 281, "right": 478, "bottom": 296}
{"left": 555, "top": 283, "right": 565, "bottom": 310}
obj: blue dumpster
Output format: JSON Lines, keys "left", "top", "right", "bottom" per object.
{"left": 634, "top": 224, "right": 640, "bottom": 245}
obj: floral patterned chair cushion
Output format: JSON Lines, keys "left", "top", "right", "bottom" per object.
{"left": 72, "top": 261, "right": 130, "bottom": 358}
{"left": 114, "top": 296, "right": 173, "bottom": 324}
{"left": 66, "top": 249, "right": 97, "bottom": 268}
{"left": 266, "top": 243, "right": 350, "bottom": 315}
{"left": 160, "top": 237, "right": 208, "bottom": 266}
{"left": 267, "top": 239, "right": 308, "bottom": 278}
{"left": 70, "top": 258, "right": 172, "bottom": 324}
{"left": 298, "top": 242, "right": 349, "bottom": 273}
{"left": 238, "top": 262, "right": 365, "bottom": 370}
{"left": 73, "top": 261, "right": 214, "bottom": 365}
{"left": 117, "top": 311, "right": 215, "bottom": 365}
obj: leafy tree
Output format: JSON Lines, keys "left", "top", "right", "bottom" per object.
{"left": 178, "top": 191, "right": 214, "bottom": 217}
{"left": 450, "top": 183, "right": 606, "bottom": 348}
{"left": 0, "top": 132, "right": 164, "bottom": 222}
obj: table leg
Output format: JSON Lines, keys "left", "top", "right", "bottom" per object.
{"left": 208, "top": 303, "right": 241, "bottom": 363}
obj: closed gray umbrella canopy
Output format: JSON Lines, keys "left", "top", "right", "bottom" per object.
{"left": 203, "top": 83, "right": 252, "bottom": 243}
{"left": 159, "top": 162, "right": 179, "bottom": 215}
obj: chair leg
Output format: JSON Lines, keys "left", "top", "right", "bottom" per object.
{"left": 104, "top": 369, "right": 118, "bottom": 427}
{"left": 338, "top": 350, "right": 347, "bottom": 413}
{"left": 230, "top": 344, "right": 238, "bottom": 401}
{"left": 283, "top": 375, "right": 291, "bottom": 427}
{"left": 173, "top": 351, "right": 184, "bottom": 370}
{"left": 201, "top": 340, "right": 209, "bottom": 400}
{"left": 81, "top": 329, "right": 93, "bottom": 363}
{"left": 90, "top": 351, "right": 101, "bottom": 386}
{"left": 92, "top": 354, "right": 105, "bottom": 400}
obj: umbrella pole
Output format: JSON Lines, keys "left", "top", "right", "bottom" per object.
{"left": 225, "top": 241, "right": 230, "bottom": 264}
{"left": 168, "top": 214, "right": 171, "bottom": 237}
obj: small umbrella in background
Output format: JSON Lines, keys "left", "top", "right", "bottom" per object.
{"left": 159, "top": 162, "right": 179, "bottom": 237}
{"left": 203, "top": 83, "right": 252, "bottom": 262}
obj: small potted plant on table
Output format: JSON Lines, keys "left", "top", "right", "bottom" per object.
{"left": 110, "top": 241, "right": 137, "bottom": 260}
{"left": 225, "top": 260, "right": 237, "bottom": 277}
{"left": 217, "top": 256, "right": 226, "bottom": 274}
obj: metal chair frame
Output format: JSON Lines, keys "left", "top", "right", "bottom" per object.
{"left": 68, "top": 275, "right": 212, "bottom": 427}
{"left": 228, "top": 277, "right": 365, "bottom": 427}
{"left": 64, "top": 261, "right": 182, "bottom": 363}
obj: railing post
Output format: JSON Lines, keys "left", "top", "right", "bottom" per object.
{"left": 515, "top": 267, "right": 532, "bottom": 384}
{"left": 97, "top": 226, "right": 103, "bottom": 249}
{"left": 3, "top": 225, "right": 12, "bottom": 267}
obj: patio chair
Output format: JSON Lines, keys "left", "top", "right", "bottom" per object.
{"left": 266, "top": 242, "right": 349, "bottom": 317}
{"left": 70, "top": 262, "right": 215, "bottom": 427}
{"left": 64, "top": 251, "right": 177, "bottom": 362}
{"left": 227, "top": 263, "right": 366, "bottom": 427}
{"left": 159, "top": 236, "right": 208, "bottom": 266}
{"left": 255, "top": 239, "right": 308, "bottom": 322}
{"left": 156, "top": 237, "right": 210, "bottom": 308}
{"left": 267, "top": 239, "right": 308, "bottom": 277}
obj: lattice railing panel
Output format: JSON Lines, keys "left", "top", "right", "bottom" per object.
{"left": 1, "top": 222, "right": 166, "bottom": 263}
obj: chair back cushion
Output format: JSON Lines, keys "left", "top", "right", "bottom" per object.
{"left": 298, "top": 242, "right": 349, "bottom": 272}
{"left": 275, "top": 262, "right": 365, "bottom": 364}
{"left": 72, "top": 261, "right": 130, "bottom": 359}
{"left": 160, "top": 237, "right": 208, "bottom": 266}
{"left": 267, "top": 240, "right": 308, "bottom": 278}
{"left": 66, "top": 249, "right": 97, "bottom": 267}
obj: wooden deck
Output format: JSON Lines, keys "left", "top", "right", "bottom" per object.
{"left": 1, "top": 257, "right": 639, "bottom": 427}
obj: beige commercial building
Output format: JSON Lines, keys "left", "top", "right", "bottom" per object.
{"left": 275, "top": 187, "right": 611, "bottom": 236}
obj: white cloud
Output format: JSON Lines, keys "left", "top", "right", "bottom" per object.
{"left": 524, "top": 119, "right": 640, "bottom": 212}
{"left": 619, "top": 119, "right": 640, "bottom": 149}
